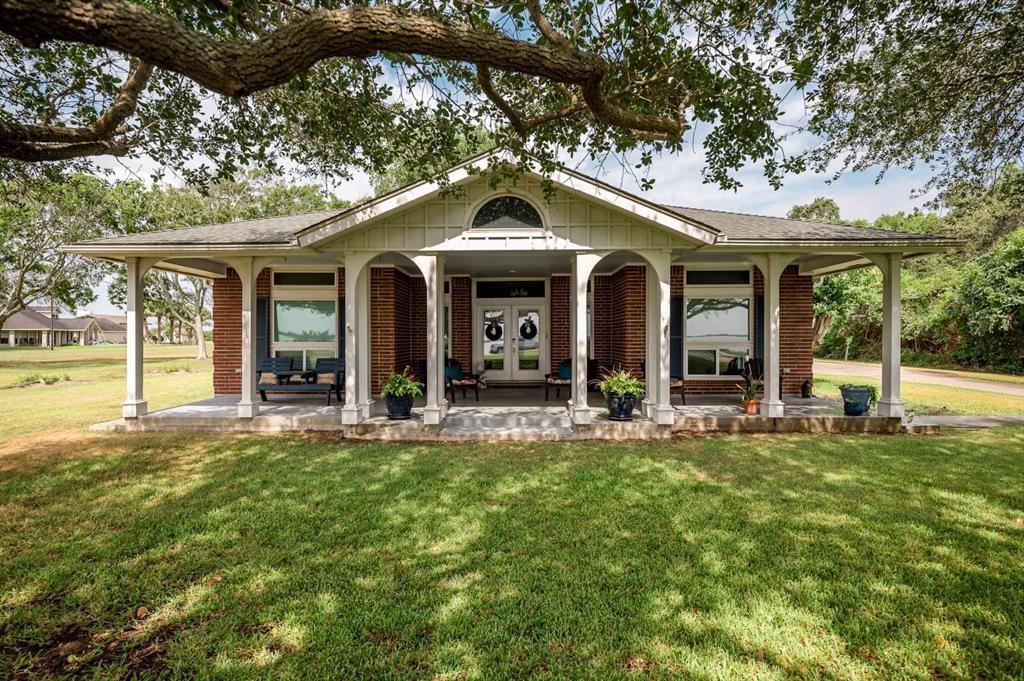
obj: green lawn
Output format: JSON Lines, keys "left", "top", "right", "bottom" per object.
{"left": 814, "top": 374, "right": 1023, "bottom": 416}
{"left": 0, "top": 344, "right": 212, "bottom": 445}
{"left": 1, "top": 429, "right": 1022, "bottom": 678}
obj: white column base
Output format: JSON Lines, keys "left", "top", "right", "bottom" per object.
{"left": 341, "top": 405, "right": 361, "bottom": 425}
{"left": 877, "top": 399, "right": 905, "bottom": 419}
{"left": 359, "top": 400, "right": 374, "bottom": 419}
{"left": 760, "top": 399, "right": 785, "bottom": 417}
{"left": 641, "top": 398, "right": 653, "bottom": 418}
{"left": 650, "top": 404, "right": 675, "bottom": 426}
{"left": 237, "top": 401, "right": 259, "bottom": 418}
{"left": 423, "top": 405, "right": 444, "bottom": 425}
{"left": 569, "top": 400, "right": 593, "bottom": 425}
{"left": 122, "top": 400, "right": 148, "bottom": 419}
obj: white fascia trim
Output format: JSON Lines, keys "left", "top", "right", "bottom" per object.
{"left": 296, "top": 154, "right": 494, "bottom": 248}
{"left": 297, "top": 149, "right": 720, "bottom": 249}
{"left": 541, "top": 167, "right": 717, "bottom": 245}
{"left": 713, "top": 239, "right": 961, "bottom": 251}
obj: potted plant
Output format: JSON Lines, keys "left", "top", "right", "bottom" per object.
{"left": 380, "top": 366, "right": 424, "bottom": 420}
{"left": 598, "top": 369, "right": 646, "bottom": 421}
{"left": 839, "top": 384, "right": 878, "bottom": 416}
{"left": 737, "top": 380, "right": 762, "bottom": 415}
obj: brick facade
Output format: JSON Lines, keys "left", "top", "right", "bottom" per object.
{"left": 211, "top": 264, "right": 813, "bottom": 398}
{"left": 549, "top": 275, "right": 570, "bottom": 372}
{"left": 449, "top": 277, "right": 472, "bottom": 370}
{"left": 610, "top": 266, "right": 646, "bottom": 375}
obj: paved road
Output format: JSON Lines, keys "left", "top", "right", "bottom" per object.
{"left": 814, "top": 360, "right": 1024, "bottom": 399}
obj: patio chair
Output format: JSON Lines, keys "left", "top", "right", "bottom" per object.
{"left": 312, "top": 357, "right": 345, "bottom": 404}
{"left": 256, "top": 356, "right": 294, "bottom": 385}
{"left": 444, "top": 358, "right": 479, "bottom": 403}
{"left": 545, "top": 359, "right": 572, "bottom": 400}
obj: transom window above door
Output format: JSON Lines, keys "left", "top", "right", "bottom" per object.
{"left": 471, "top": 195, "right": 543, "bottom": 229}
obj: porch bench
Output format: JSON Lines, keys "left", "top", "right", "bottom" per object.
{"left": 258, "top": 382, "right": 337, "bottom": 405}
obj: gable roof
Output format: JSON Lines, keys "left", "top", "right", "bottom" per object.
{"left": 66, "top": 151, "right": 958, "bottom": 253}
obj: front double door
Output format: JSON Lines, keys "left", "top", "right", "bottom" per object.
{"left": 476, "top": 303, "right": 545, "bottom": 382}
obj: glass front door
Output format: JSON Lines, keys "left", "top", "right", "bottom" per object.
{"left": 476, "top": 303, "right": 545, "bottom": 381}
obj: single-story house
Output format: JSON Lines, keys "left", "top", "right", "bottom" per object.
{"left": 66, "top": 151, "right": 957, "bottom": 431}
{"left": 1, "top": 306, "right": 108, "bottom": 347}
{"left": 78, "top": 313, "right": 129, "bottom": 344}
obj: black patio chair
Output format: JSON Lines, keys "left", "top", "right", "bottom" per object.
{"left": 545, "top": 359, "right": 572, "bottom": 400}
{"left": 444, "top": 358, "right": 479, "bottom": 403}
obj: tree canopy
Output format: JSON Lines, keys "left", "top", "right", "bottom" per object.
{"left": 1, "top": 0, "right": 1020, "bottom": 191}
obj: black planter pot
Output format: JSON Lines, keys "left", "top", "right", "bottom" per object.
{"left": 839, "top": 386, "right": 872, "bottom": 416}
{"left": 385, "top": 395, "right": 414, "bottom": 420}
{"left": 604, "top": 392, "right": 638, "bottom": 421}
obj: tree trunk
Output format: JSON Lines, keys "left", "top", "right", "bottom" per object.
{"left": 193, "top": 310, "right": 207, "bottom": 360}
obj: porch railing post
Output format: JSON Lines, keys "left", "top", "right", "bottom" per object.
{"left": 871, "top": 253, "right": 905, "bottom": 419}
{"left": 236, "top": 257, "right": 260, "bottom": 418}
{"left": 122, "top": 256, "right": 153, "bottom": 419}
{"left": 571, "top": 252, "right": 602, "bottom": 425}
{"left": 413, "top": 254, "right": 447, "bottom": 425}
{"left": 341, "top": 253, "right": 375, "bottom": 425}
{"left": 751, "top": 254, "right": 797, "bottom": 418}
{"left": 644, "top": 252, "right": 674, "bottom": 425}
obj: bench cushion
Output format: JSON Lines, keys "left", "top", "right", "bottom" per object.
{"left": 451, "top": 378, "right": 477, "bottom": 386}
{"left": 259, "top": 383, "right": 332, "bottom": 392}
{"left": 546, "top": 377, "right": 571, "bottom": 385}
{"left": 258, "top": 372, "right": 278, "bottom": 385}
{"left": 315, "top": 372, "right": 339, "bottom": 385}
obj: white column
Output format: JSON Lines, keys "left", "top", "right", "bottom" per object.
{"left": 340, "top": 253, "right": 377, "bottom": 424}
{"left": 413, "top": 254, "right": 447, "bottom": 425}
{"left": 235, "top": 257, "right": 260, "bottom": 418}
{"left": 644, "top": 253, "right": 674, "bottom": 425}
{"left": 123, "top": 257, "right": 152, "bottom": 419}
{"left": 875, "top": 253, "right": 905, "bottom": 419}
{"left": 752, "top": 254, "right": 797, "bottom": 418}
{"left": 571, "top": 253, "right": 602, "bottom": 425}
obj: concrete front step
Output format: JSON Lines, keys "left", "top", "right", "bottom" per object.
{"left": 437, "top": 423, "right": 576, "bottom": 441}
{"left": 442, "top": 407, "right": 572, "bottom": 430}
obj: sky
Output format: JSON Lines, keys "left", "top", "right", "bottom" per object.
{"left": 79, "top": 141, "right": 936, "bottom": 316}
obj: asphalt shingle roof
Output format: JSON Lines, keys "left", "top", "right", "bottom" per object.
{"left": 662, "top": 206, "right": 945, "bottom": 242}
{"left": 69, "top": 201, "right": 950, "bottom": 248}
{"left": 75, "top": 210, "right": 344, "bottom": 246}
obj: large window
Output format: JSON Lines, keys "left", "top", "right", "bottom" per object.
{"left": 471, "top": 196, "right": 543, "bottom": 229}
{"left": 271, "top": 271, "right": 338, "bottom": 369}
{"left": 683, "top": 269, "right": 753, "bottom": 377}
{"left": 274, "top": 300, "right": 336, "bottom": 342}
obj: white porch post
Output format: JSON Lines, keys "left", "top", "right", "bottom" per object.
{"left": 234, "top": 257, "right": 260, "bottom": 418}
{"left": 644, "top": 253, "right": 674, "bottom": 425}
{"left": 340, "top": 253, "right": 376, "bottom": 424}
{"left": 873, "top": 253, "right": 905, "bottom": 419}
{"left": 752, "top": 254, "right": 797, "bottom": 418}
{"left": 123, "top": 257, "right": 154, "bottom": 419}
{"left": 413, "top": 254, "right": 447, "bottom": 425}
{"left": 571, "top": 252, "right": 602, "bottom": 425}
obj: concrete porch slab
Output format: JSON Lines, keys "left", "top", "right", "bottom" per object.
{"left": 91, "top": 388, "right": 906, "bottom": 439}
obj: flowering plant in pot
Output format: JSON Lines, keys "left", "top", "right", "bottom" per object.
{"left": 380, "top": 366, "right": 424, "bottom": 420}
{"left": 597, "top": 369, "right": 646, "bottom": 421}
{"left": 736, "top": 380, "right": 762, "bottom": 415}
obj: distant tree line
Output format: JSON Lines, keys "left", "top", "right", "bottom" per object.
{"left": 798, "top": 166, "right": 1024, "bottom": 374}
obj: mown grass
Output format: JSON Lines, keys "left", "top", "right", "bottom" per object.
{"left": 0, "top": 429, "right": 1022, "bottom": 678}
{"left": 0, "top": 345, "right": 212, "bottom": 445}
{"left": 815, "top": 374, "right": 1023, "bottom": 416}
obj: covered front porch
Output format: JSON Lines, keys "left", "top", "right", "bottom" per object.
{"left": 93, "top": 388, "right": 905, "bottom": 439}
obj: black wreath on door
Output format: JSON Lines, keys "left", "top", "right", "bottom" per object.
{"left": 519, "top": 318, "right": 537, "bottom": 340}
{"left": 485, "top": 319, "right": 503, "bottom": 341}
